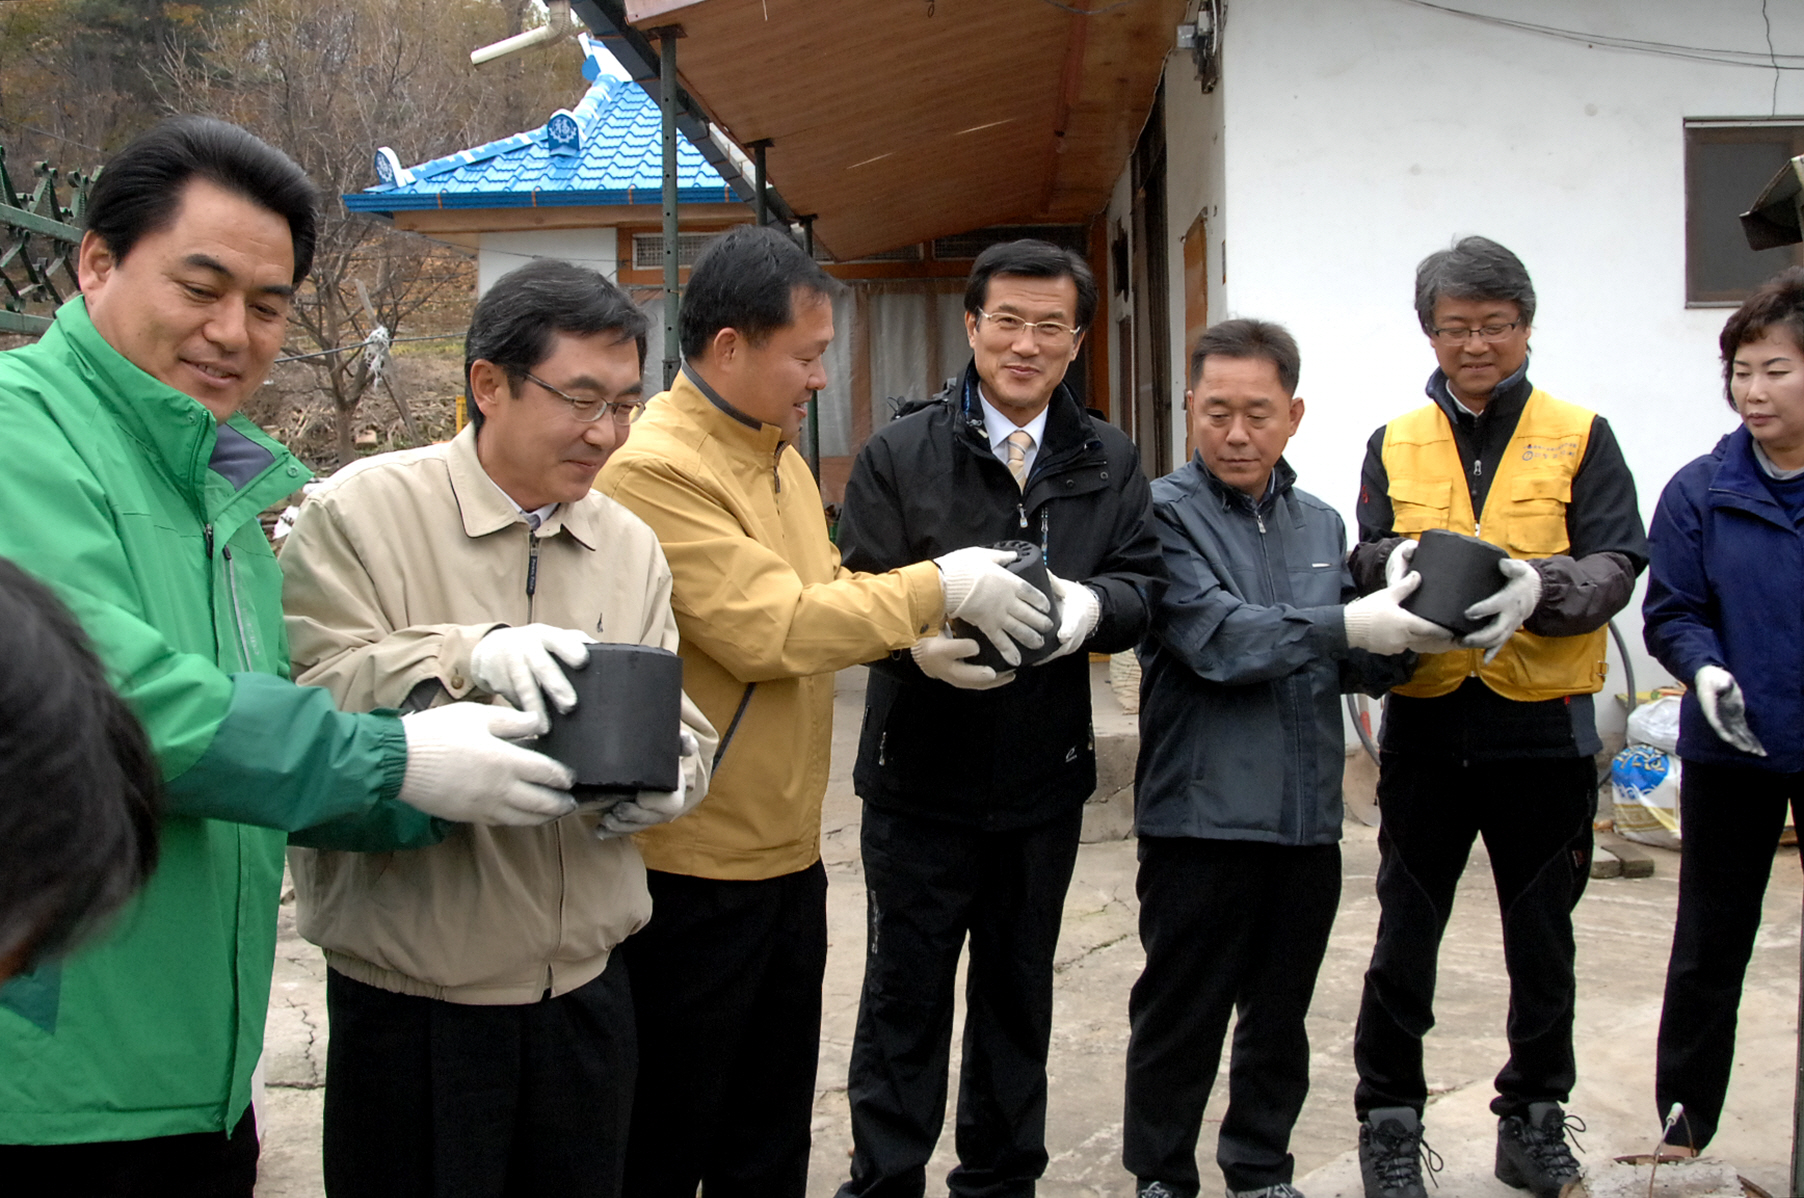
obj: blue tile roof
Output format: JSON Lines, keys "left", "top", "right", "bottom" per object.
{"left": 345, "top": 37, "right": 740, "bottom": 213}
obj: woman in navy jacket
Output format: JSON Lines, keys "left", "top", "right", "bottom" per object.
{"left": 1643, "top": 265, "right": 1804, "bottom": 1156}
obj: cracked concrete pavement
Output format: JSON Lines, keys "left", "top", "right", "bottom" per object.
{"left": 254, "top": 667, "right": 1802, "bottom": 1196}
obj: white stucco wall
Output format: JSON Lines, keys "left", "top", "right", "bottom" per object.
{"left": 477, "top": 227, "right": 620, "bottom": 295}
{"left": 1141, "top": 0, "right": 1804, "bottom": 739}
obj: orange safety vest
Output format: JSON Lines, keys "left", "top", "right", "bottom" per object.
{"left": 1381, "top": 390, "right": 1608, "bottom": 701}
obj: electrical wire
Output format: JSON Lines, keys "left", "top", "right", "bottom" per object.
{"left": 1763, "top": 0, "right": 1781, "bottom": 114}
{"left": 1392, "top": 0, "right": 1804, "bottom": 71}
{"left": 0, "top": 116, "right": 104, "bottom": 156}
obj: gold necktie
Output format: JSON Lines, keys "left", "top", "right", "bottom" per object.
{"left": 1005, "top": 429, "right": 1034, "bottom": 490}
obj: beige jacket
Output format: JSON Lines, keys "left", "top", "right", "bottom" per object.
{"left": 596, "top": 370, "right": 942, "bottom": 880}
{"left": 280, "top": 425, "right": 716, "bottom": 1004}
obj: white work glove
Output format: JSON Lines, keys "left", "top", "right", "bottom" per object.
{"left": 1460, "top": 557, "right": 1543, "bottom": 660}
{"left": 596, "top": 729, "right": 704, "bottom": 837}
{"left": 910, "top": 632, "right": 1015, "bottom": 690}
{"left": 467, "top": 623, "right": 594, "bottom": 730}
{"left": 397, "top": 702, "right": 576, "bottom": 825}
{"left": 1040, "top": 571, "right": 1101, "bottom": 662}
{"left": 1384, "top": 538, "right": 1420, "bottom": 588}
{"left": 934, "top": 546, "right": 1054, "bottom": 668}
{"left": 1694, "top": 665, "right": 1767, "bottom": 757}
{"left": 1344, "top": 573, "right": 1458, "bottom": 655}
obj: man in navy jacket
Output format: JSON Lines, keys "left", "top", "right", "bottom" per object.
{"left": 1125, "top": 319, "right": 1431, "bottom": 1198}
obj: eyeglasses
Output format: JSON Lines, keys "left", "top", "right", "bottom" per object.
{"left": 522, "top": 372, "right": 648, "bottom": 425}
{"left": 1427, "top": 320, "right": 1523, "bottom": 346}
{"left": 976, "top": 309, "right": 1084, "bottom": 344}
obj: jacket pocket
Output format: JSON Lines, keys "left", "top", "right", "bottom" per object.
{"left": 1388, "top": 477, "right": 1452, "bottom": 537}
{"left": 1502, "top": 474, "right": 1570, "bottom": 555}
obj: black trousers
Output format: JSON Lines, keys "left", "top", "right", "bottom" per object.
{"left": 837, "top": 803, "right": 1084, "bottom": 1198}
{"left": 0, "top": 1106, "right": 258, "bottom": 1197}
{"left": 1353, "top": 752, "right": 1596, "bottom": 1119}
{"left": 621, "top": 862, "right": 828, "bottom": 1198}
{"left": 321, "top": 960, "right": 635, "bottom": 1198}
{"left": 1123, "top": 838, "right": 1341, "bottom": 1194}
{"left": 1656, "top": 759, "right": 1804, "bottom": 1151}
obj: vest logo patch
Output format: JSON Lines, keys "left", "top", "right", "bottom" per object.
{"left": 1519, "top": 439, "right": 1579, "bottom": 462}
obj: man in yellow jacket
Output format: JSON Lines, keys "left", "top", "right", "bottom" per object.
{"left": 597, "top": 224, "right": 1054, "bottom": 1197}
{"left": 1345, "top": 237, "right": 1646, "bottom": 1198}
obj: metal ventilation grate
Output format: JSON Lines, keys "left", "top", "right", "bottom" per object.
{"left": 633, "top": 231, "right": 723, "bottom": 270}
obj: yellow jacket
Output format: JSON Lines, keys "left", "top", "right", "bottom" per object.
{"left": 597, "top": 370, "right": 944, "bottom": 879}
{"left": 280, "top": 425, "right": 717, "bottom": 1003}
{"left": 1382, "top": 389, "right": 1608, "bottom": 701}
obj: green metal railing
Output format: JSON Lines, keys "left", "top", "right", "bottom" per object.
{"left": 0, "top": 145, "right": 90, "bottom": 337}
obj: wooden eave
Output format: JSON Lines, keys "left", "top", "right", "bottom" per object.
{"left": 623, "top": 0, "right": 1186, "bottom": 260}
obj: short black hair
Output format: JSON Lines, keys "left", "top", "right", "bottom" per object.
{"left": 85, "top": 116, "right": 320, "bottom": 286}
{"left": 1414, "top": 235, "right": 1536, "bottom": 333}
{"left": 1189, "top": 318, "right": 1301, "bottom": 395}
{"left": 679, "top": 224, "right": 840, "bottom": 361}
{"left": 965, "top": 239, "right": 1098, "bottom": 332}
{"left": 463, "top": 258, "right": 651, "bottom": 430}
{"left": 0, "top": 558, "right": 159, "bottom": 977}
{"left": 1718, "top": 265, "right": 1804, "bottom": 410}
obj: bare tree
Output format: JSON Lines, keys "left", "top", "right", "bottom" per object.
{"left": 162, "top": 0, "right": 580, "bottom": 465}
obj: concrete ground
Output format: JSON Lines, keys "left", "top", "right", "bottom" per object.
{"left": 255, "top": 667, "right": 1802, "bottom": 1197}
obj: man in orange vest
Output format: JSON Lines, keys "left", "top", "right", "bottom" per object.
{"left": 1346, "top": 237, "right": 1646, "bottom": 1198}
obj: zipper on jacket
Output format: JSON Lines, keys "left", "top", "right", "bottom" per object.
{"left": 1017, "top": 502, "right": 1028, "bottom": 531}
{"left": 203, "top": 522, "right": 215, "bottom": 561}
{"left": 526, "top": 532, "right": 540, "bottom": 621}
{"left": 221, "top": 544, "right": 255, "bottom": 670}
{"left": 1255, "top": 511, "right": 1267, "bottom": 534}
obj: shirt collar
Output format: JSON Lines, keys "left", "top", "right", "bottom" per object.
{"left": 976, "top": 387, "right": 1050, "bottom": 453}
{"left": 1752, "top": 436, "right": 1804, "bottom": 481}
{"left": 1431, "top": 355, "right": 1531, "bottom": 419}
{"left": 682, "top": 364, "right": 765, "bottom": 433}
{"left": 445, "top": 424, "right": 598, "bottom": 548}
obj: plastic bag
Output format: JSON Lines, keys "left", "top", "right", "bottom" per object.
{"left": 1611, "top": 744, "right": 1681, "bottom": 849}
{"left": 1626, "top": 694, "right": 1682, "bottom": 754}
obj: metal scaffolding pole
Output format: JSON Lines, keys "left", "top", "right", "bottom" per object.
{"left": 801, "top": 214, "right": 820, "bottom": 479}
{"left": 658, "top": 29, "right": 681, "bottom": 390}
{"left": 752, "top": 140, "right": 769, "bottom": 227}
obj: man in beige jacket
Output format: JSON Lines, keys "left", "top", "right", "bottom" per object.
{"left": 279, "top": 260, "right": 715, "bottom": 1197}
{"left": 597, "top": 225, "right": 1053, "bottom": 1197}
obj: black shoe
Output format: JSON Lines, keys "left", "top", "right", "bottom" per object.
{"left": 1358, "top": 1107, "right": 1441, "bottom": 1198}
{"left": 1495, "top": 1102, "right": 1587, "bottom": 1197}
{"left": 1136, "top": 1182, "right": 1197, "bottom": 1198}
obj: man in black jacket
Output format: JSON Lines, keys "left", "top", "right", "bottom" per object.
{"left": 834, "top": 239, "right": 1164, "bottom": 1197}
{"left": 1126, "top": 320, "right": 1434, "bottom": 1198}
{"left": 1347, "top": 237, "right": 1646, "bottom": 1198}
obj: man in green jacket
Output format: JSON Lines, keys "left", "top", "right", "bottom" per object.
{"left": 0, "top": 117, "right": 575, "bottom": 1192}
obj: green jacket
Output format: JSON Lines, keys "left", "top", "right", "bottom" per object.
{"left": 0, "top": 298, "right": 423, "bottom": 1145}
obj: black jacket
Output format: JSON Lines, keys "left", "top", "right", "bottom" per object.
{"left": 837, "top": 363, "right": 1165, "bottom": 829}
{"left": 1136, "top": 457, "right": 1413, "bottom": 845}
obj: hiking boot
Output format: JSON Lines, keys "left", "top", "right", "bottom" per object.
{"left": 1137, "top": 1182, "right": 1196, "bottom": 1198}
{"left": 1358, "top": 1107, "right": 1440, "bottom": 1198}
{"left": 1227, "top": 1185, "right": 1305, "bottom": 1198}
{"left": 1495, "top": 1102, "right": 1587, "bottom": 1197}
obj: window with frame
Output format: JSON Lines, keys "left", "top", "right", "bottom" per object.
{"left": 1686, "top": 121, "right": 1804, "bottom": 305}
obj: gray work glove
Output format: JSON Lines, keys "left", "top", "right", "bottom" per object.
{"left": 398, "top": 702, "right": 576, "bottom": 825}
{"left": 1384, "top": 538, "right": 1419, "bottom": 588}
{"left": 1344, "top": 573, "right": 1457, "bottom": 655}
{"left": 1041, "top": 571, "right": 1101, "bottom": 663}
{"left": 596, "top": 729, "right": 705, "bottom": 838}
{"left": 467, "top": 623, "right": 594, "bottom": 731}
{"left": 1694, "top": 665, "right": 1767, "bottom": 757}
{"left": 911, "top": 632, "right": 1015, "bottom": 690}
{"left": 934, "top": 546, "right": 1053, "bottom": 668}
{"left": 1460, "top": 558, "right": 1543, "bottom": 660}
